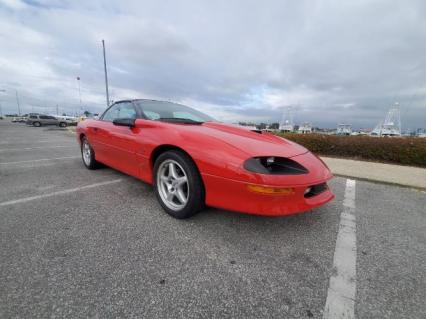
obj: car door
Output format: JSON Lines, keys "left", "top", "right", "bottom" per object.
{"left": 47, "top": 115, "right": 58, "bottom": 125}
{"left": 38, "top": 115, "right": 56, "bottom": 125}
{"left": 39, "top": 115, "right": 50, "bottom": 125}
{"left": 96, "top": 102, "right": 140, "bottom": 177}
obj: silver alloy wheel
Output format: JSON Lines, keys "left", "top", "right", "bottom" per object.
{"left": 157, "top": 159, "right": 189, "bottom": 211}
{"left": 82, "top": 140, "right": 92, "bottom": 166}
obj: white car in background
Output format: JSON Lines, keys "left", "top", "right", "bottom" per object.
{"left": 55, "top": 115, "right": 78, "bottom": 126}
{"left": 12, "top": 116, "right": 27, "bottom": 123}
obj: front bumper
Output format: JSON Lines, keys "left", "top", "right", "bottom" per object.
{"left": 202, "top": 173, "right": 334, "bottom": 216}
{"left": 201, "top": 151, "right": 334, "bottom": 216}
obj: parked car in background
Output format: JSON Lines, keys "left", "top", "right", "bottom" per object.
{"left": 55, "top": 115, "right": 78, "bottom": 126}
{"left": 12, "top": 116, "right": 26, "bottom": 123}
{"left": 18, "top": 116, "right": 27, "bottom": 123}
{"left": 26, "top": 114, "right": 68, "bottom": 127}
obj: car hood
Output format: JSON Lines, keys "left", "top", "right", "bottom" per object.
{"left": 195, "top": 122, "right": 308, "bottom": 158}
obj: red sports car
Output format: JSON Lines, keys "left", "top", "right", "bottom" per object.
{"left": 76, "top": 99, "right": 334, "bottom": 218}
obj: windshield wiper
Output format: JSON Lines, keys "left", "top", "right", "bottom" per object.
{"left": 157, "top": 117, "right": 204, "bottom": 124}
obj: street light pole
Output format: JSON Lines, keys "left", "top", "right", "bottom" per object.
{"left": 0, "top": 89, "right": 4, "bottom": 116}
{"left": 15, "top": 90, "right": 21, "bottom": 116}
{"left": 102, "top": 39, "right": 110, "bottom": 107}
{"left": 0, "top": 89, "right": 21, "bottom": 116}
{"left": 76, "top": 76, "right": 82, "bottom": 114}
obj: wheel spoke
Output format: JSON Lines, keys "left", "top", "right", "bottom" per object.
{"left": 166, "top": 191, "right": 174, "bottom": 202}
{"left": 175, "top": 189, "right": 187, "bottom": 204}
{"left": 175, "top": 176, "right": 187, "bottom": 187}
{"left": 168, "top": 162, "right": 178, "bottom": 178}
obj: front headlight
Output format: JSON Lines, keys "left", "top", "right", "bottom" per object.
{"left": 243, "top": 157, "right": 309, "bottom": 175}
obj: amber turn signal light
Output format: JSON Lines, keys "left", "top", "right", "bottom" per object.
{"left": 246, "top": 184, "right": 295, "bottom": 195}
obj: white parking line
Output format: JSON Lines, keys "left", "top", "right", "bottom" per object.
{"left": 0, "top": 140, "right": 71, "bottom": 145}
{"left": 0, "top": 146, "right": 75, "bottom": 152}
{"left": 323, "top": 179, "right": 357, "bottom": 319}
{"left": 0, "top": 156, "right": 79, "bottom": 165}
{"left": 0, "top": 179, "right": 122, "bottom": 207}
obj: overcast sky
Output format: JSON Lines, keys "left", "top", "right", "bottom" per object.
{"left": 0, "top": 0, "right": 425, "bottom": 129}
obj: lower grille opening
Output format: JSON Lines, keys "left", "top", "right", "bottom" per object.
{"left": 304, "top": 183, "right": 328, "bottom": 198}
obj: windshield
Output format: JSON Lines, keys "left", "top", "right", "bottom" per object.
{"left": 134, "top": 100, "right": 215, "bottom": 123}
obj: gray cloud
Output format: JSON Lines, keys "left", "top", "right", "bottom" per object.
{"left": 0, "top": 0, "right": 425, "bottom": 129}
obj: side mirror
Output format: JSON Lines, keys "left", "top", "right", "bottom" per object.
{"left": 113, "top": 118, "right": 136, "bottom": 127}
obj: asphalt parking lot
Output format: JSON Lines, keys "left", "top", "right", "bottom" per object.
{"left": 0, "top": 120, "right": 425, "bottom": 319}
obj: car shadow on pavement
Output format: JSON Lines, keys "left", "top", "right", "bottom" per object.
{"left": 190, "top": 205, "right": 333, "bottom": 235}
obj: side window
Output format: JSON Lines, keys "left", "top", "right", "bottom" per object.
{"left": 143, "top": 111, "right": 160, "bottom": 120}
{"left": 102, "top": 102, "right": 137, "bottom": 122}
{"left": 102, "top": 104, "right": 120, "bottom": 122}
{"left": 40, "top": 115, "right": 49, "bottom": 119}
{"left": 117, "top": 103, "right": 137, "bottom": 119}
{"left": 48, "top": 116, "right": 57, "bottom": 120}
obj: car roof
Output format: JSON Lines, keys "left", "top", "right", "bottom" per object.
{"left": 114, "top": 99, "right": 175, "bottom": 104}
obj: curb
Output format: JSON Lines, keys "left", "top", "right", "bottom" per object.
{"left": 333, "top": 173, "right": 426, "bottom": 192}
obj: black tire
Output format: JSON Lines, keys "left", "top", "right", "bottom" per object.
{"left": 153, "top": 150, "right": 205, "bottom": 219}
{"left": 33, "top": 121, "right": 41, "bottom": 127}
{"left": 81, "top": 136, "right": 99, "bottom": 170}
{"left": 59, "top": 122, "right": 67, "bottom": 127}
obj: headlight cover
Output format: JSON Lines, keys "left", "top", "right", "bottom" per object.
{"left": 244, "top": 156, "right": 309, "bottom": 175}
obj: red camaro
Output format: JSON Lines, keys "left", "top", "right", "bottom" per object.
{"left": 76, "top": 99, "right": 334, "bottom": 218}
